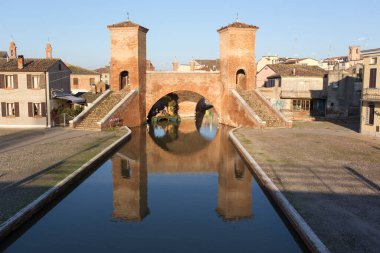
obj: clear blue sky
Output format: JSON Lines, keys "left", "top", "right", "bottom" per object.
{"left": 0, "top": 0, "right": 378, "bottom": 70}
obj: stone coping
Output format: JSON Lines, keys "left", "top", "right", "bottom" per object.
{"left": 0, "top": 127, "right": 132, "bottom": 242}
{"left": 231, "top": 89, "right": 266, "bottom": 127}
{"left": 229, "top": 127, "right": 330, "bottom": 253}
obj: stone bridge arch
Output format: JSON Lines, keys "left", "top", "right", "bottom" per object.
{"left": 145, "top": 72, "right": 223, "bottom": 120}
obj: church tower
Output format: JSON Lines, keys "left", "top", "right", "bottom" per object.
{"left": 218, "top": 21, "right": 259, "bottom": 91}
{"left": 46, "top": 42, "right": 53, "bottom": 59}
{"left": 108, "top": 19, "right": 148, "bottom": 125}
{"left": 9, "top": 40, "right": 17, "bottom": 59}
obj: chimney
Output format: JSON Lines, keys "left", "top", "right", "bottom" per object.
{"left": 292, "top": 68, "right": 296, "bottom": 76}
{"left": 172, "top": 57, "right": 178, "bottom": 71}
{"left": 17, "top": 55, "right": 24, "bottom": 69}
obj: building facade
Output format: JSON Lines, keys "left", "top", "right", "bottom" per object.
{"left": 360, "top": 48, "right": 380, "bottom": 137}
{"left": 0, "top": 54, "right": 71, "bottom": 128}
{"left": 257, "top": 64, "right": 327, "bottom": 120}
{"left": 68, "top": 64, "right": 101, "bottom": 94}
{"left": 326, "top": 64, "right": 363, "bottom": 119}
{"left": 95, "top": 66, "right": 110, "bottom": 86}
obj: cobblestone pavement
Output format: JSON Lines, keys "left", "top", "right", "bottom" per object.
{"left": 0, "top": 127, "right": 126, "bottom": 223}
{"left": 235, "top": 121, "right": 380, "bottom": 253}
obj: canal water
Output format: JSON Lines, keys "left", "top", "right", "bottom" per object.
{"left": 1, "top": 111, "right": 307, "bottom": 253}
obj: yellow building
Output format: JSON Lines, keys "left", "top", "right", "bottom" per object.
{"left": 361, "top": 48, "right": 380, "bottom": 137}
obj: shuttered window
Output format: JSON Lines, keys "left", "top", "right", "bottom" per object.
{"left": 28, "top": 102, "right": 47, "bottom": 117}
{"left": 5, "top": 75, "right": 14, "bottom": 88}
{"left": 32, "top": 75, "right": 40, "bottom": 89}
{"left": 369, "top": 68, "right": 377, "bottom": 88}
{"left": 0, "top": 102, "right": 19, "bottom": 117}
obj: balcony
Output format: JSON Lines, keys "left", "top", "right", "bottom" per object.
{"left": 362, "top": 88, "right": 380, "bottom": 101}
{"left": 280, "top": 90, "right": 327, "bottom": 99}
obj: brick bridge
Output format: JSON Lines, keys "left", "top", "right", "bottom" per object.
{"left": 71, "top": 20, "right": 291, "bottom": 130}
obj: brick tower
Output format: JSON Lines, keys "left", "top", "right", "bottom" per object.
{"left": 108, "top": 20, "right": 148, "bottom": 125}
{"left": 218, "top": 21, "right": 259, "bottom": 91}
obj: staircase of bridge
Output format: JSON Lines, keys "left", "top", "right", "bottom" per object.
{"left": 75, "top": 89, "right": 130, "bottom": 130}
{"left": 238, "top": 90, "right": 291, "bottom": 128}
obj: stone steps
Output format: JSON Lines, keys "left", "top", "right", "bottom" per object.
{"left": 239, "top": 90, "right": 285, "bottom": 128}
{"left": 75, "top": 89, "right": 129, "bottom": 130}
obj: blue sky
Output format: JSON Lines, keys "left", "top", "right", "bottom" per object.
{"left": 0, "top": 0, "right": 379, "bottom": 70}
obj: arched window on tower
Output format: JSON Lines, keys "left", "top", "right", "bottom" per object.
{"left": 236, "top": 69, "right": 246, "bottom": 89}
{"left": 120, "top": 71, "right": 129, "bottom": 90}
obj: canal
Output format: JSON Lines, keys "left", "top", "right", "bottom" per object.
{"left": 1, "top": 110, "right": 307, "bottom": 253}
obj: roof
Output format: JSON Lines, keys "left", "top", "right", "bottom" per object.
{"left": 322, "top": 56, "right": 348, "bottom": 62}
{"left": 361, "top": 48, "right": 380, "bottom": 56}
{"left": 0, "top": 51, "right": 8, "bottom": 58}
{"left": 194, "top": 59, "right": 220, "bottom": 71}
{"left": 0, "top": 58, "right": 62, "bottom": 72}
{"left": 107, "top": 20, "right": 149, "bottom": 33}
{"left": 267, "top": 64, "right": 326, "bottom": 78}
{"left": 67, "top": 64, "right": 100, "bottom": 75}
{"left": 95, "top": 66, "right": 110, "bottom": 74}
{"left": 217, "top": 21, "right": 259, "bottom": 32}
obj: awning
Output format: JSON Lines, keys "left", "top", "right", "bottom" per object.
{"left": 55, "top": 95, "right": 86, "bottom": 104}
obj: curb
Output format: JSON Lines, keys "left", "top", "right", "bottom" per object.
{"left": 229, "top": 127, "right": 330, "bottom": 253}
{"left": 0, "top": 127, "right": 132, "bottom": 242}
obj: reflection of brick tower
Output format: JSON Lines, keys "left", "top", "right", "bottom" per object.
{"left": 112, "top": 155, "right": 149, "bottom": 221}
{"left": 9, "top": 40, "right": 17, "bottom": 59}
{"left": 108, "top": 20, "right": 148, "bottom": 125}
{"left": 218, "top": 21, "right": 259, "bottom": 91}
{"left": 216, "top": 146, "right": 253, "bottom": 220}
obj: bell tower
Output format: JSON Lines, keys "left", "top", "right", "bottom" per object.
{"left": 218, "top": 21, "right": 259, "bottom": 91}
{"left": 46, "top": 42, "right": 53, "bottom": 59}
{"left": 108, "top": 19, "right": 148, "bottom": 125}
{"left": 9, "top": 40, "right": 17, "bottom": 59}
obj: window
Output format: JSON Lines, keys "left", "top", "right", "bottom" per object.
{"left": 370, "top": 57, "right": 377, "bottom": 65}
{"left": 90, "top": 78, "right": 95, "bottom": 85}
{"left": 369, "top": 68, "right": 377, "bottom": 88}
{"left": 6, "top": 103, "right": 15, "bottom": 116}
{"left": 28, "top": 102, "right": 46, "bottom": 117}
{"left": 267, "top": 79, "right": 275, "bottom": 87}
{"left": 33, "top": 103, "right": 42, "bottom": 116}
{"left": 1, "top": 102, "right": 19, "bottom": 117}
{"left": 366, "top": 104, "right": 375, "bottom": 125}
{"left": 32, "top": 75, "right": 40, "bottom": 89}
{"left": 73, "top": 78, "right": 79, "bottom": 86}
{"left": 292, "top": 99, "right": 310, "bottom": 111}
{"left": 58, "top": 63, "right": 62, "bottom": 71}
{"left": 331, "top": 82, "right": 339, "bottom": 89}
{"left": 5, "top": 75, "right": 14, "bottom": 88}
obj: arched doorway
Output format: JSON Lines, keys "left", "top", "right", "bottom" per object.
{"left": 236, "top": 69, "right": 246, "bottom": 89}
{"left": 120, "top": 71, "right": 129, "bottom": 90}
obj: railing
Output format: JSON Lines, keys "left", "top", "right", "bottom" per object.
{"left": 280, "top": 90, "right": 327, "bottom": 99}
{"left": 362, "top": 88, "right": 380, "bottom": 101}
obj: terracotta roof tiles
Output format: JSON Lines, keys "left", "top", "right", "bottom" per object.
{"left": 107, "top": 20, "right": 149, "bottom": 32}
{"left": 0, "top": 58, "right": 62, "bottom": 72}
{"left": 267, "top": 64, "right": 326, "bottom": 78}
{"left": 218, "top": 21, "right": 259, "bottom": 32}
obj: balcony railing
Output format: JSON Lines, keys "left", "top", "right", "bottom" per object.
{"left": 280, "top": 90, "right": 327, "bottom": 99}
{"left": 362, "top": 88, "right": 380, "bottom": 101}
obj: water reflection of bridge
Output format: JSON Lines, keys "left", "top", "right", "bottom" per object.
{"left": 111, "top": 118, "right": 253, "bottom": 222}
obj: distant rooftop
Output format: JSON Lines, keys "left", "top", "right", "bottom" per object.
{"left": 0, "top": 58, "right": 63, "bottom": 72}
{"left": 267, "top": 64, "right": 326, "bottom": 78}
{"left": 361, "top": 48, "right": 380, "bottom": 55}
{"left": 95, "top": 66, "right": 110, "bottom": 74}
{"left": 217, "top": 21, "right": 259, "bottom": 32}
{"left": 0, "top": 51, "right": 8, "bottom": 58}
{"left": 67, "top": 64, "right": 100, "bottom": 75}
{"left": 107, "top": 20, "right": 149, "bottom": 32}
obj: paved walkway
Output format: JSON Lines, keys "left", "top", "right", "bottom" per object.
{"left": 235, "top": 121, "right": 380, "bottom": 253}
{"left": 0, "top": 127, "right": 126, "bottom": 223}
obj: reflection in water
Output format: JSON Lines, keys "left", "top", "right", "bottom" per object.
{"left": 1, "top": 110, "right": 306, "bottom": 253}
{"left": 113, "top": 111, "right": 252, "bottom": 222}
